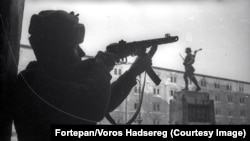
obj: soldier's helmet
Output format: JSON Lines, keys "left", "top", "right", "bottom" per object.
{"left": 28, "top": 10, "right": 85, "bottom": 60}
{"left": 185, "top": 47, "right": 192, "bottom": 53}
{"left": 29, "top": 10, "right": 85, "bottom": 45}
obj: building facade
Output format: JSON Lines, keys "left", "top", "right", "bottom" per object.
{"left": 101, "top": 64, "right": 250, "bottom": 125}
{"left": 18, "top": 45, "right": 250, "bottom": 125}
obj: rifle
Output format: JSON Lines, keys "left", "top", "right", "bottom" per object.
{"left": 194, "top": 48, "right": 202, "bottom": 57}
{"left": 106, "top": 34, "right": 178, "bottom": 86}
{"left": 180, "top": 48, "right": 202, "bottom": 61}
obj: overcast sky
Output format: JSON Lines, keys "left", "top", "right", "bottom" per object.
{"left": 21, "top": 0, "right": 250, "bottom": 82}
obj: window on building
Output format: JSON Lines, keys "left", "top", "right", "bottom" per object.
{"left": 239, "top": 86, "right": 244, "bottom": 93}
{"left": 226, "top": 84, "right": 232, "bottom": 91}
{"left": 170, "top": 76, "right": 177, "bottom": 83}
{"left": 134, "top": 86, "right": 141, "bottom": 94}
{"left": 240, "top": 97, "right": 246, "bottom": 104}
{"left": 240, "top": 109, "right": 246, "bottom": 117}
{"left": 157, "top": 89, "right": 160, "bottom": 95}
{"left": 228, "top": 109, "right": 233, "bottom": 117}
{"left": 134, "top": 102, "right": 138, "bottom": 110}
{"left": 153, "top": 103, "right": 160, "bottom": 111}
{"left": 215, "top": 94, "right": 221, "bottom": 101}
{"left": 170, "top": 90, "right": 175, "bottom": 96}
{"left": 214, "top": 83, "right": 220, "bottom": 89}
{"left": 153, "top": 88, "right": 160, "bottom": 95}
{"left": 153, "top": 119, "right": 160, "bottom": 125}
{"left": 134, "top": 86, "right": 137, "bottom": 93}
{"left": 228, "top": 95, "right": 233, "bottom": 103}
{"left": 118, "top": 69, "right": 122, "bottom": 75}
{"left": 114, "top": 68, "right": 122, "bottom": 75}
{"left": 215, "top": 108, "right": 221, "bottom": 115}
{"left": 134, "top": 87, "right": 138, "bottom": 93}
{"left": 201, "top": 79, "right": 207, "bottom": 87}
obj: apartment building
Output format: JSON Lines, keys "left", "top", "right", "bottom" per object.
{"left": 101, "top": 64, "right": 250, "bottom": 125}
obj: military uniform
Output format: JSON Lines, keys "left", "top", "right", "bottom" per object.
{"left": 12, "top": 56, "right": 138, "bottom": 140}
{"left": 12, "top": 10, "right": 151, "bottom": 141}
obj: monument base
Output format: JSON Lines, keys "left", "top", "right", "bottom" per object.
{"left": 170, "top": 91, "right": 215, "bottom": 125}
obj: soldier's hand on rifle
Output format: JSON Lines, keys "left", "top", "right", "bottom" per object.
{"left": 128, "top": 53, "right": 152, "bottom": 78}
{"left": 95, "top": 51, "right": 117, "bottom": 72}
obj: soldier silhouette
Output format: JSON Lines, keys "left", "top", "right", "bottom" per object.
{"left": 182, "top": 47, "right": 201, "bottom": 92}
{"left": 12, "top": 10, "right": 152, "bottom": 141}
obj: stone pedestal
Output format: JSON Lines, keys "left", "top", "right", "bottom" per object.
{"left": 170, "top": 91, "right": 215, "bottom": 125}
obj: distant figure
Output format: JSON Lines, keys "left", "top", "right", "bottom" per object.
{"left": 182, "top": 47, "right": 201, "bottom": 92}
{"left": 12, "top": 10, "right": 152, "bottom": 141}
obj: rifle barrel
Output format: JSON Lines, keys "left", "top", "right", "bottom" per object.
{"left": 120, "top": 36, "right": 179, "bottom": 47}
